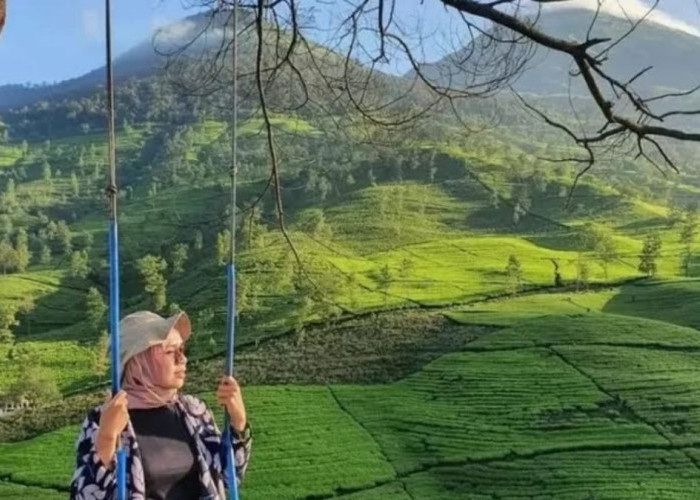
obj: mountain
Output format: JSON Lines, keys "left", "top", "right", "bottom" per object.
{"left": 0, "top": 10, "right": 236, "bottom": 111}
{"left": 6, "top": 7, "right": 699, "bottom": 113}
{"left": 410, "top": 8, "right": 700, "bottom": 98}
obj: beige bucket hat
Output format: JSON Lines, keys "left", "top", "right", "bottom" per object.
{"left": 117, "top": 310, "right": 192, "bottom": 373}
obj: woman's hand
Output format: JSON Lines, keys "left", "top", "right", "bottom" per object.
{"left": 96, "top": 390, "right": 129, "bottom": 466}
{"left": 216, "top": 376, "right": 247, "bottom": 432}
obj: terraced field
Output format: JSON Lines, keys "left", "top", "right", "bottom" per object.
{"left": 4, "top": 109, "right": 700, "bottom": 499}
{"left": 4, "top": 313, "right": 700, "bottom": 499}
{"left": 449, "top": 279, "right": 700, "bottom": 330}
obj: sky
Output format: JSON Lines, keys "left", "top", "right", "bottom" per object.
{"left": 0, "top": 0, "right": 190, "bottom": 85}
{"left": 550, "top": 0, "right": 700, "bottom": 37}
{"left": 0, "top": 1, "right": 697, "bottom": 86}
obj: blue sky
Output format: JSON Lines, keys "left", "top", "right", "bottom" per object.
{"left": 0, "top": 0, "right": 490, "bottom": 85}
{"left": 0, "top": 0, "right": 191, "bottom": 85}
{"left": 0, "top": 0, "right": 693, "bottom": 86}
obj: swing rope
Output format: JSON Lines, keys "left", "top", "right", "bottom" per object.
{"left": 221, "top": 0, "right": 241, "bottom": 498}
{"left": 105, "top": 0, "right": 241, "bottom": 497}
{"left": 104, "top": 0, "right": 127, "bottom": 498}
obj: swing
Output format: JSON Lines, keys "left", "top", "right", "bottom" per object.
{"left": 103, "top": 0, "right": 241, "bottom": 498}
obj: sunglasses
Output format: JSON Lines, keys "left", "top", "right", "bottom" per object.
{"left": 163, "top": 345, "right": 187, "bottom": 363}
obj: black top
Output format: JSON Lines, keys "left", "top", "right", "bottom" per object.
{"left": 129, "top": 404, "right": 202, "bottom": 500}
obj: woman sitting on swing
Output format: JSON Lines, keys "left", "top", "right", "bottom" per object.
{"left": 70, "top": 310, "right": 252, "bottom": 500}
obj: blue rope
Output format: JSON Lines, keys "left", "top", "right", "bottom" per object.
{"left": 222, "top": 0, "right": 240, "bottom": 498}
{"left": 105, "top": 0, "right": 126, "bottom": 497}
{"left": 222, "top": 264, "right": 239, "bottom": 500}
{"left": 108, "top": 223, "right": 126, "bottom": 499}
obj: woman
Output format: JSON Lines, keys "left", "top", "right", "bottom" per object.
{"left": 70, "top": 310, "right": 252, "bottom": 500}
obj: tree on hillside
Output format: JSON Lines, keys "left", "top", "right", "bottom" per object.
{"left": 39, "top": 243, "right": 51, "bottom": 265}
{"left": 377, "top": 264, "right": 393, "bottom": 309}
{"left": 297, "top": 208, "right": 332, "bottom": 240}
{"left": 85, "top": 287, "right": 106, "bottom": 334}
{"left": 505, "top": 254, "right": 522, "bottom": 295}
{"left": 167, "top": 0, "right": 700, "bottom": 239}
{"left": 167, "top": 303, "right": 182, "bottom": 316}
{"left": 0, "top": 302, "right": 18, "bottom": 343}
{"left": 511, "top": 183, "right": 531, "bottom": 225}
{"left": 196, "top": 307, "right": 216, "bottom": 332}
{"left": 216, "top": 229, "right": 231, "bottom": 266}
{"left": 638, "top": 233, "right": 662, "bottom": 277}
{"left": 550, "top": 258, "right": 563, "bottom": 287}
{"left": 194, "top": 230, "right": 204, "bottom": 251}
{"left": 491, "top": 190, "right": 500, "bottom": 210}
{"left": 13, "top": 228, "right": 30, "bottom": 272}
{"left": 667, "top": 203, "right": 684, "bottom": 228}
{"left": 70, "top": 172, "right": 80, "bottom": 197}
{"left": 55, "top": 220, "right": 72, "bottom": 255}
{"left": 41, "top": 160, "right": 52, "bottom": 182}
{"left": 680, "top": 205, "right": 698, "bottom": 277}
{"left": 238, "top": 206, "right": 267, "bottom": 251}
{"left": 137, "top": 255, "right": 168, "bottom": 311}
{"left": 0, "top": 178, "right": 16, "bottom": 210}
{"left": 69, "top": 250, "right": 90, "bottom": 278}
{"left": 170, "top": 243, "right": 189, "bottom": 276}
{"left": 77, "top": 147, "right": 87, "bottom": 176}
{"left": 0, "top": 215, "right": 11, "bottom": 239}
{"left": 0, "top": 239, "right": 14, "bottom": 274}
{"left": 399, "top": 257, "right": 414, "bottom": 278}
{"left": 583, "top": 225, "right": 618, "bottom": 280}
{"left": 236, "top": 274, "right": 260, "bottom": 322}
{"left": 317, "top": 176, "right": 332, "bottom": 201}
{"left": 575, "top": 253, "right": 590, "bottom": 291}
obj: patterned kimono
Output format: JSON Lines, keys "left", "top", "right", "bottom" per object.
{"left": 69, "top": 395, "right": 252, "bottom": 500}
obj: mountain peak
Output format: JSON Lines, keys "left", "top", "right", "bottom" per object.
{"left": 541, "top": 0, "right": 700, "bottom": 38}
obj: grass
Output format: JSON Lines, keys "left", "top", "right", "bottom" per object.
{"left": 0, "top": 269, "right": 87, "bottom": 333}
{"left": 0, "top": 482, "right": 64, "bottom": 500}
{"left": 6, "top": 112, "right": 700, "bottom": 498}
{"left": 0, "top": 387, "right": 397, "bottom": 499}
{"left": 0, "top": 271, "right": 64, "bottom": 312}
{"left": 447, "top": 290, "right": 619, "bottom": 326}
{"left": 238, "top": 114, "right": 318, "bottom": 137}
{"left": 448, "top": 279, "right": 700, "bottom": 331}
{"left": 0, "top": 176, "right": 684, "bottom": 395}
{"left": 401, "top": 450, "right": 700, "bottom": 499}
{"left": 603, "top": 278, "right": 700, "bottom": 330}
{"left": 0, "top": 270, "right": 99, "bottom": 402}
{"left": 0, "top": 426, "right": 76, "bottom": 491}
{"left": 0, "top": 144, "right": 24, "bottom": 169}
{"left": 0, "top": 340, "right": 99, "bottom": 394}
{"left": 556, "top": 345, "right": 700, "bottom": 445}
{"left": 332, "top": 348, "right": 665, "bottom": 474}
{"left": 223, "top": 387, "right": 396, "bottom": 500}
{"left": 3, "top": 292, "right": 700, "bottom": 498}
{"left": 467, "top": 313, "right": 700, "bottom": 349}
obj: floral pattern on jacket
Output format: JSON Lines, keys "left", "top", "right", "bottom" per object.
{"left": 69, "top": 394, "right": 252, "bottom": 500}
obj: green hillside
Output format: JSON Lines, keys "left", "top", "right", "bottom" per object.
{"left": 4, "top": 314, "right": 700, "bottom": 498}
{"left": 3, "top": 8, "right": 700, "bottom": 497}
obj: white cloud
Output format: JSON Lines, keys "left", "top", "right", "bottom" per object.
{"left": 545, "top": 0, "right": 700, "bottom": 38}
{"left": 149, "top": 14, "right": 173, "bottom": 34}
{"left": 82, "top": 8, "right": 102, "bottom": 41}
{"left": 153, "top": 19, "right": 196, "bottom": 45}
